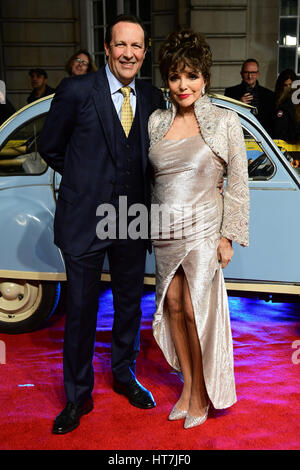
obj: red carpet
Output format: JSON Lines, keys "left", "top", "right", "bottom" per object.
{"left": 0, "top": 285, "right": 299, "bottom": 450}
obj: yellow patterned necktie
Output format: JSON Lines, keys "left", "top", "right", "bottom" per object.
{"left": 120, "top": 86, "right": 133, "bottom": 137}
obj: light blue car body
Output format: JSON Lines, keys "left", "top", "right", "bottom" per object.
{"left": 0, "top": 97, "right": 65, "bottom": 280}
{"left": 0, "top": 94, "right": 299, "bottom": 295}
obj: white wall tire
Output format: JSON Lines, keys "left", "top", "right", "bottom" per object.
{"left": 0, "top": 279, "right": 60, "bottom": 333}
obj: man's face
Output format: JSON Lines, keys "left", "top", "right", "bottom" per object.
{"left": 104, "top": 21, "right": 146, "bottom": 85}
{"left": 30, "top": 73, "right": 47, "bottom": 90}
{"left": 241, "top": 61, "right": 260, "bottom": 88}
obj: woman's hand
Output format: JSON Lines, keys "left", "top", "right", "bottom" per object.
{"left": 291, "top": 159, "right": 300, "bottom": 168}
{"left": 217, "top": 176, "right": 224, "bottom": 194}
{"left": 217, "top": 237, "right": 233, "bottom": 268}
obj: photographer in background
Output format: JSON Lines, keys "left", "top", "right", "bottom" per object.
{"left": 225, "top": 59, "right": 274, "bottom": 135}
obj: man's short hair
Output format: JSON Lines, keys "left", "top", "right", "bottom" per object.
{"left": 104, "top": 14, "right": 148, "bottom": 48}
{"left": 241, "top": 59, "right": 259, "bottom": 71}
{"left": 29, "top": 68, "right": 48, "bottom": 78}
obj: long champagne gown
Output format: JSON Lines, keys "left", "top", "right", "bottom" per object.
{"left": 149, "top": 133, "right": 237, "bottom": 409}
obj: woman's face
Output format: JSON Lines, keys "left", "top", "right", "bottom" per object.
{"left": 71, "top": 53, "right": 89, "bottom": 76}
{"left": 284, "top": 78, "right": 293, "bottom": 89}
{"left": 168, "top": 65, "right": 206, "bottom": 109}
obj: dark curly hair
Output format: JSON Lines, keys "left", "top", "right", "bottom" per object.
{"left": 159, "top": 30, "right": 212, "bottom": 92}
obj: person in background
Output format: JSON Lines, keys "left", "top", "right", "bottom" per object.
{"left": 224, "top": 58, "right": 274, "bottom": 135}
{"left": 27, "top": 69, "right": 55, "bottom": 104}
{"left": 272, "top": 69, "right": 300, "bottom": 143}
{"left": 65, "top": 49, "right": 97, "bottom": 76}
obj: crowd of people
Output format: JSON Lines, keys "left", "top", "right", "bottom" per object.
{"left": 223, "top": 59, "right": 300, "bottom": 167}
{"left": 26, "top": 49, "right": 98, "bottom": 105}
{"left": 224, "top": 59, "right": 300, "bottom": 144}
{"left": 0, "top": 49, "right": 98, "bottom": 125}
{"left": 2, "top": 44, "right": 300, "bottom": 146}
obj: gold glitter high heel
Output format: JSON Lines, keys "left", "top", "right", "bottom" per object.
{"left": 168, "top": 405, "right": 188, "bottom": 421}
{"left": 184, "top": 403, "right": 209, "bottom": 429}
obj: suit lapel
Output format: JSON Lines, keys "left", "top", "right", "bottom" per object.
{"left": 92, "top": 70, "right": 151, "bottom": 171}
{"left": 136, "top": 80, "right": 150, "bottom": 173}
{"left": 92, "top": 67, "right": 116, "bottom": 163}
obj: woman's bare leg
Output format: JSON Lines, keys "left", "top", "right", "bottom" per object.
{"left": 166, "top": 266, "right": 192, "bottom": 411}
{"left": 182, "top": 274, "right": 208, "bottom": 416}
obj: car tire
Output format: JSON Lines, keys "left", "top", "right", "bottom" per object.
{"left": 0, "top": 280, "right": 60, "bottom": 334}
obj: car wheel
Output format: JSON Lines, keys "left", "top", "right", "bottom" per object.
{"left": 0, "top": 279, "right": 60, "bottom": 334}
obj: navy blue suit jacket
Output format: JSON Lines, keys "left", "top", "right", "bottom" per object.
{"left": 38, "top": 67, "right": 165, "bottom": 256}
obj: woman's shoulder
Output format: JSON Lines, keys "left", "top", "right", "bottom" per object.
{"left": 209, "top": 99, "right": 238, "bottom": 120}
{"left": 211, "top": 102, "right": 241, "bottom": 129}
{"left": 194, "top": 96, "right": 240, "bottom": 136}
{"left": 149, "top": 107, "right": 172, "bottom": 124}
{"left": 148, "top": 107, "right": 172, "bottom": 134}
{"left": 148, "top": 107, "right": 173, "bottom": 146}
{"left": 194, "top": 95, "right": 232, "bottom": 121}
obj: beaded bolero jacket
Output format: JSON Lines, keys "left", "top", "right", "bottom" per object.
{"left": 148, "top": 94, "right": 250, "bottom": 246}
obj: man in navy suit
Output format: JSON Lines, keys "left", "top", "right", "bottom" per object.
{"left": 38, "top": 14, "right": 165, "bottom": 434}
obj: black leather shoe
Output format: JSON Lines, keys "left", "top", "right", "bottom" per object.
{"left": 52, "top": 397, "right": 93, "bottom": 434}
{"left": 113, "top": 378, "right": 156, "bottom": 409}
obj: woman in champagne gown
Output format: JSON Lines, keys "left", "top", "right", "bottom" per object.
{"left": 148, "top": 31, "right": 249, "bottom": 429}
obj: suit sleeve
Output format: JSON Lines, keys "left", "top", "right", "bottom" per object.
{"left": 221, "top": 111, "right": 250, "bottom": 246}
{"left": 38, "top": 77, "right": 77, "bottom": 175}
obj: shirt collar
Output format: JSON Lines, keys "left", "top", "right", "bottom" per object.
{"left": 105, "top": 63, "right": 136, "bottom": 95}
{"left": 242, "top": 80, "right": 259, "bottom": 90}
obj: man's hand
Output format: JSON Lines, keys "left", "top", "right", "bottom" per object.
{"left": 240, "top": 93, "right": 253, "bottom": 104}
{"left": 217, "top": 237, "right": 233, "bottom": 268}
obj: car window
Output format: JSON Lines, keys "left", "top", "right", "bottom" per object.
{"left": 0, "top": 115, "right": 47, "bottom": 176}
{"left": 243, "top": 128, "right": 276, "bottom": 180}
{"left": 274, "top": 140, "right": 300, "bottom": 177}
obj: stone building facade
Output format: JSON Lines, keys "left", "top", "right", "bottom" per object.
{"left": 0, "top": 0, "right": 282, "bottom": 109}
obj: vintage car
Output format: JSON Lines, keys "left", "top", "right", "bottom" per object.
{"left": 0, "top": 93, "right": 299, "bottom": 334}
